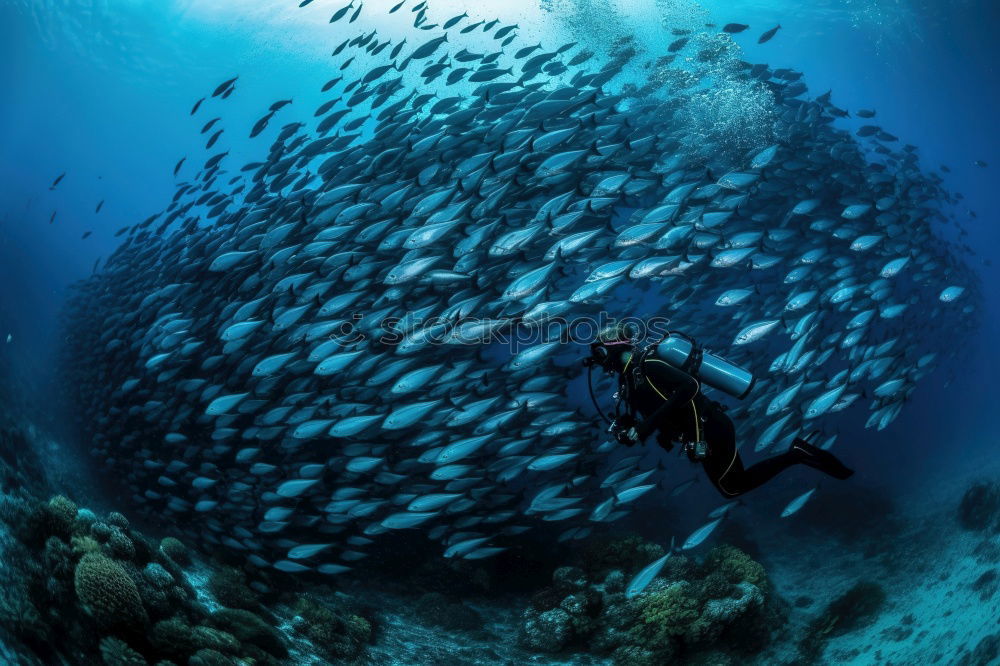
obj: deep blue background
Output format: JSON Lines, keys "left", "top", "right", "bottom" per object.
{"left": 0, "top": 0, "right": 996, "bottom": 493}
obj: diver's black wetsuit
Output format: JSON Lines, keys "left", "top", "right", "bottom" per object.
{"left": 619, "top": 352, "right": 853, "bottom": 498}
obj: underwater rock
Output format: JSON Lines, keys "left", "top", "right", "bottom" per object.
{"left": 958, "top": 481, "right": 1000, "bottom": 532}
{"left": 0, "top": 493, "right": 33, "bottom": 534}
{"left": 0, "top": 580, "right": 52, "bottom": 658}
{"left": 960, "top": 632, "right": 1000, "bottom": 666}
{"left": 825, "top": 581, "right": 887, "bottom": 634}
{"left": 798, "top": 580, "right": 887, "bottom": 661}
{"left": 971, "top": 569, "right": 998, "bottom": 601}
{"left": 413, "top": 591, "right": 484, "bottom": 632}
{"left": 0, "top": 427, "right": 51, "bottom": 498}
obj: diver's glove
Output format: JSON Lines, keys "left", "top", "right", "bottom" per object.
{"left": 684, "top": 440, "right": 710, "bottom": 461}
{"left": 609, "top": 415, "right": 640, "bottom": 447}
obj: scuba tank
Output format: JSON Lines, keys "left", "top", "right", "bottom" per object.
{"left": 655, "top": 332, "right": 755, "bottom": 400}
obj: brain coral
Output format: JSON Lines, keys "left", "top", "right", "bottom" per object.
{"left": 74, "top": 552, "right": 148, "bottom": 631}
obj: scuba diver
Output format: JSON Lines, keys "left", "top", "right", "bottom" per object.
{"left": 585, "top": 323, "right": 854, "bottom": 498}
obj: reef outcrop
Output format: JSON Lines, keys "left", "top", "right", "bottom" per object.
{"left": 518, "top": 535, "right": 784, "bottom": 664}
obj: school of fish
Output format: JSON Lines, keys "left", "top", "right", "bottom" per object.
{"left": 59, "top": 2, "right": 980, "bottom": 575}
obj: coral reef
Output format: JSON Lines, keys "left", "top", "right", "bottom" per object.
{"left": 0, "top": 491, "right": 375, "bottom": 665}
{"left": 518, "top": 535, "right": 783, "bottom": 662}
{"left": 159, "top": 536, "right": 188, "bottom": 565}
{"left": 98, "top": 636, "right": 148, "bottom": 666}
{"left": 150, "top": 616, "right": 242, "bottom": 663}
{"left": 702, "top": 545, "right": 767, "bottom": 588}
{"left": 46, "top": 495, "right": 78, "bottom": 538}
{"left": 207, "top": 566, "right": 261, "bottom": 612}
{"left": 291, "top": 595, "right": 373, "bottom": 662}
{"left": 208, "top": 608, "right": 288, "bottom": 660}
{"left": 581, "top": 535, "right": 666, "bottom": 578}
{"left": 106, "top": 527, "right": 136, "bottom": 561}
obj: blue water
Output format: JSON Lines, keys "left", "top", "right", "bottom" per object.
{"left": 0, "top": 0, "right": 998, "bottom": 662}
{"left": 3, "top": 0, "right": 996, "bottom": 481}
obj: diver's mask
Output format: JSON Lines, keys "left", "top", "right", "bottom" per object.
{"left": 585, "top": 339, "right": 634, "bottom": 373}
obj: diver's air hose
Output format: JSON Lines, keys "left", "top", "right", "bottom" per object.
{"left": 587, "top": 364, "right": 614, "bottom": 425}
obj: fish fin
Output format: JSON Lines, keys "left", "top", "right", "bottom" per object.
{"left": 545, "top": 243, "right": 566, "bottom": 266}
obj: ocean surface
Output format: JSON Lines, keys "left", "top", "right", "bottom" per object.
{"left": 0, "top": 1, "right": 998, "bottom": 664}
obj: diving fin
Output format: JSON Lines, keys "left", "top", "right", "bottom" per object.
{"left": 790, "top": 438, "right": 854, "bottom": 480}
